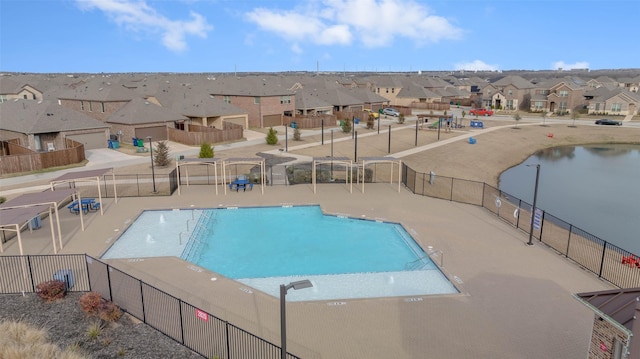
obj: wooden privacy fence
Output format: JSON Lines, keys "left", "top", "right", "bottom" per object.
{"left": 287, "top": 114, "right": 337, "bottom": 129}
{"left": 410, "top": 102, "right": 451, "bottom": 111}
{"left": 0, "top": 139, "right": 85, "bottom": 175}
{"left": 168, "top": 123, "right": 243, "bottom": 146}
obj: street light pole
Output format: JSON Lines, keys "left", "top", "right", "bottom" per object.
{"left": 280, "top": 280, "right": 313, "bottom": 359}
{"left": 526, "top": 164, "right": 540, "bottom": 245}
{"left": 147, "top": 136, "right": 157, "bottom": 193}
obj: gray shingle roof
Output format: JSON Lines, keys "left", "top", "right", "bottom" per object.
{"left": 107, "top": 97, "right": 188, "bottom": 125}
{"left": 0, "top": 99, "right": 109, "bottom": 134}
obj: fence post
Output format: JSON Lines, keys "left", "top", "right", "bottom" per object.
{"left": 178, "top": 299, "right": 185, "bottom": 344}
{"left": 449, "top": 177, "right": 454, "bottom": 201}
{"left": 565, "top": 225, "right": 572, "bottom": 258}
{"left": 225, "top": 322, "right": 231, "bottom": 359}
{"left": 27, "top": 256, "right": 35, "bottom": 292}
{"left": 598, "top": 242, "right": 607, "bottom": 278}
{"left": 106, "top": 264, "right": 113, "bottom": 301}
{"left": 139, "top": 280, "right": 146, "bottom": 323}
{"left": 539, "top": 211, "right": 546, "bottom": 244}
{"left": 515, "top": 200, "right": 521, "bottom": 228}
{"left": 85, "top": 255, "right": 92, "bottom": 291}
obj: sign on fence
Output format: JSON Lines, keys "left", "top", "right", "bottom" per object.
{"left": 196, "top": 308, "right": 209, "bottom": 322}
{"left": 534, "top": 209, "right": 542, "bottom": 230}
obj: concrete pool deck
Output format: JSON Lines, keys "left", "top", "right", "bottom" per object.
{"left": 0, "top": 182, "right": 613, "bottom": 358}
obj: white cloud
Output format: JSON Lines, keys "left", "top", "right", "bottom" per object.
{"left": 552, "top": 61, "right": 589, "bottom": 71}
{"left": 76, "top": 0, "right": 212, "bottom": 52}
{"left": 454, "top": 60, "right": 499, "bottom": 72}
{"left": 246, "top": 0, "right": 462, "bottom": 48}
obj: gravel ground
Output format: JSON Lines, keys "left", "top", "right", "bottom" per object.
{"left": 0, "top": 292, "right": 204, "bottom": 359}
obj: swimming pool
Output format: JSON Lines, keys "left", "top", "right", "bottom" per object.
{"left": 102, "top": 206, "right": 458, "bottom": 301}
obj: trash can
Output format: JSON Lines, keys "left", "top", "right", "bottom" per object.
{"left": 291, "top": 122, "right": 297, "bottom": 128}
{"left": 137, "top": 138, "right": 144, "bottom": 147}
{"left": 29, "top": 216, "right": 42, "bottom": 230}
{"left": 108, "top": 139, "right": 113, "bottom": 149}
{"left": 132, "top": 137, "right": 138, "bottom": 146}
{"left": 339, "top": 120, "right": 345, "bottom": 126}
{"left": 354, "top": 118, "right": 360, "bottom": 124}
{"left": 112, "top": 141, "right": 119, "bottom": 149}
{"left": 53, "top": 269, "right": 74, "bottom": 290}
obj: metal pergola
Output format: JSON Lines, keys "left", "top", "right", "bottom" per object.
{"left": 175, "top": 158, "right": 220, "bottom": 195}
{"left": 357, "top": 156, "right": 402, "bottom": 193}
{"left": 222, "top": 157, "right": 266, "bottom": 195}
{"left": 49, "top": 168, "right": 116, "bottom": 231}
{"left": 312, "top": 157, "right": 353, "bottom": 194}
{"left": 0, "top": 188, "right": 76, "bottom": 255}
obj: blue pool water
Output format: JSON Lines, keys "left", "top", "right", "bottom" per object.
{"left": 103, "top": 206, "right": 458, "bottom": 301}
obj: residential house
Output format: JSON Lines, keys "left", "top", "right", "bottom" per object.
{"left": 0, "top": 77, "right": 43, "bottom": 102}
{"left": 587, "top": 88, "right": 640, "bottom": 116}
{"left": 293, "top": 88, "right": 334, "bottom": 116}
{"left": 0, "top": 99, "right": 109, "bottom": 150}
{"left": 106, "top": 97, "right": 189, "bottom": 143}
{"left": 207, "top": 76, "right": 296, "bottom": 128}
{"left": 489, "top": 75, "right": 536, "bottom": 111}
{"left": 547, "top": 79, "right": 587, "bottom": 114}
{"left": 56, "top": 78, "right": 136, "bottom": 122}
{"left": 576, "top": 287, "right": 640, "bottom": 359}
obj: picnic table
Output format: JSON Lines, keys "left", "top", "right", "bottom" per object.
{"left": 228, "top": 176, "right": 253, "bottom": 192}
{"left": 67, "top": 198, "right": 100, "bottom": 214}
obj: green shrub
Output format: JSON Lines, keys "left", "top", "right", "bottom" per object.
{"left": 35, "top": 280, "right": 66, "bottom": 302}
{"left": 153, "top": 140, "right": 170, "bottom": 166}
{"left": 341, "top": 119, "right": 351, "bottom": 133}
{"left": 266, "top": 127, "right": 278, "bottom": 145}
{"left": 293, "top": 127, "right": 301, "bottom": 141}
{"left": 198, "top": 143, "right": 214, "bottom": 158}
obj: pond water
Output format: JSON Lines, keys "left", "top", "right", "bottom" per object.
{"left": 499, "top": 144, "right": 640, "bottom": 255}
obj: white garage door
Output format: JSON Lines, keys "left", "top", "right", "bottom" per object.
{"left": 66, "top": 132, "right": 107, "bottom": 149}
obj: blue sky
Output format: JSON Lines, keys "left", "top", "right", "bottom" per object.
{"left": 1, "top": 0, "right": 639, "bottom": 73}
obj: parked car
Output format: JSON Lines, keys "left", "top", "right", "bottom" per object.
{"left": 470, "top": 108, "right": 494, "bottom": 116}
{"left": 382, "top": 108, "right": 400, "bottom": 117}
{"left": 364, "top": 109, "right": 379, "bottom": 118}
{"left": 595, "top": 119, "right": 622, "bottom": 126}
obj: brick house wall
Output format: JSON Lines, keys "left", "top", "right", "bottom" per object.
{"left": 216, "top": 95, "right": 294, "bottom": 128}
{"left": 588, "top": 315, "right": 630, "bottom": 359}
{"left": 59, "top": 99, "right": 129, "bottom": 122}
{"left": 548, "top": 83, "right": 585, "bottom": 113}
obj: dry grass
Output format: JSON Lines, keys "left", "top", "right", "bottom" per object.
{"left": 0, "top": 321, "right": 87, "bottom": 359}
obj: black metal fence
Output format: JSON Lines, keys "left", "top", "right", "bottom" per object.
{"left": 0, "top": 254, "right": 300, "bottom": 359}
{"left": 401, "top": 164, "right": 640, "bottom": 289}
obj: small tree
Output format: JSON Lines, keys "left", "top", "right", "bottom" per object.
{"left": 513, "top": 113, "right": 522, "bottom": 128}
{"left": 461, "top": 110, "right": 466, "bottom": 119}
{"left": 341, "top": 118, "right": 351, "bottom": 133}
{"left": 153, "top": 140, "right": 170, "bottom": 167}
{"left": 366, "top": 114, "right": 375, "bottom": 129}
{"left": 293, "top": 127, "right": 301, "bottom": 141}
{"left": 570, "top": 110, "right": 579, "bottom": 127}
{"left": 199, "top": 143, "right": 214, "bottom": 158}
{"left": 398, "top": 113, "right": 405, "bottom": 124}
{"left": 266, "top": 127, "right": 278, "bottom": 145}
{"left": 541, "top": 111, "right": 548, "bottom": 126}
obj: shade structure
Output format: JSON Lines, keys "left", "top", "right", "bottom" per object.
{"left": 0, "top": 188, "right": 76, "bottom": 255}
{"left": 222, "top": 157, "right": 265, "bottom": 195}
{"left": 312, "top": 157, "right": 353, "bottom": 194}
{"left": 175, "top": 157, "right": 220, "bottom": 195}
{"left": 49, "top": 168, "right": 116, "bottom": 231}
{"left": 358, "top": 157, "right": 402, "bottom": 193}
